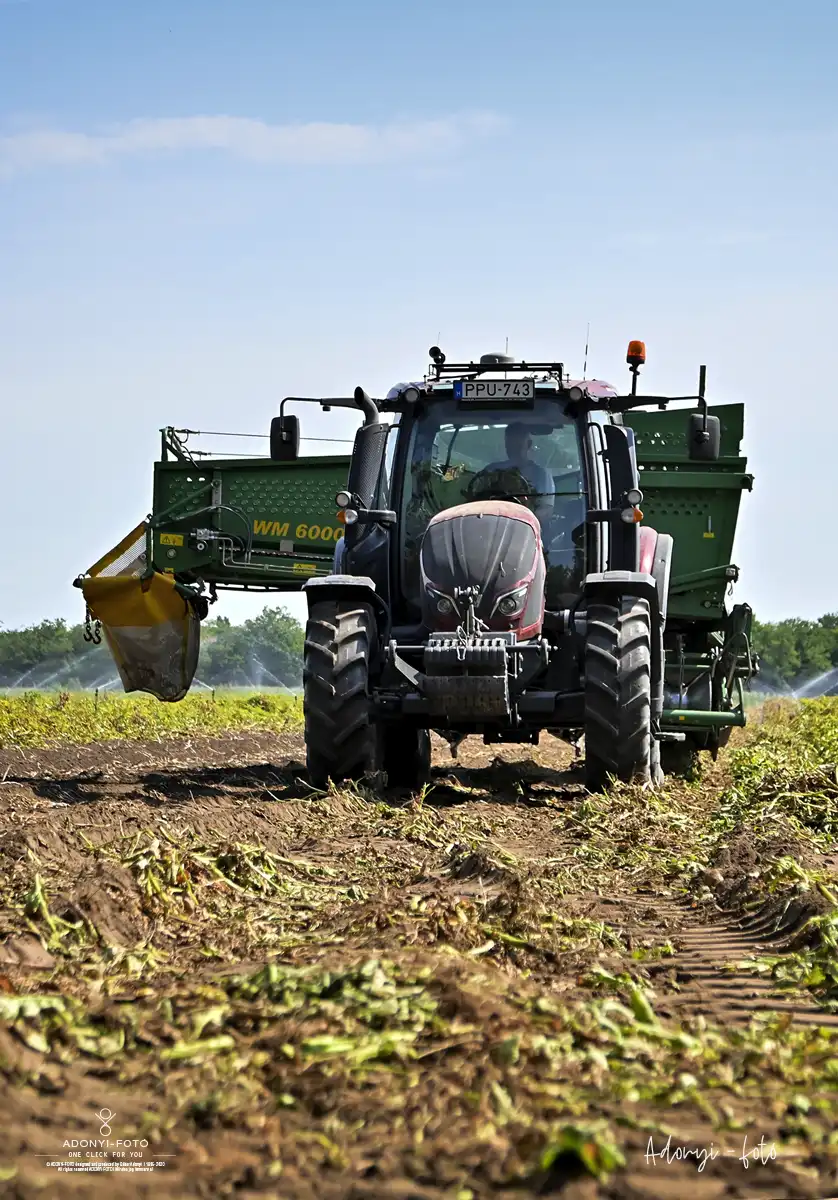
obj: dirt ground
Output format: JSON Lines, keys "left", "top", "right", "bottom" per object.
{"left": 1, "top": 729, "right": 837, "bottom": 1199}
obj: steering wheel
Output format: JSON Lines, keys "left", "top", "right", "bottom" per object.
{"left": 464, "top": 465, "right": 533, "bottom": 505}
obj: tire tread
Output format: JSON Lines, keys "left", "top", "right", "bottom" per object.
{"left": 584, "top": 596, "right": 652, "bottom": 789}
{"left": 303, "top": 601, "right": 378, "bottom": 787}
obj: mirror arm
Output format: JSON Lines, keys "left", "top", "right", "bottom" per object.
{"left": 685, "top": 364, "right": 712, "bottom": 447}
{"left": 698, "top": 364, "right": 708, "bottom": 437}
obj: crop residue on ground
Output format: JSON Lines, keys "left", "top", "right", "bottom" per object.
{"left": 1, "top": 696, "right": 838, "bottom": 1197}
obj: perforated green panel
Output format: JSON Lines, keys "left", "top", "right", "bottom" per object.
{"left": 627, "top": 403, "right": 745, "bottom": 463}
{"left": 624, "top": 403, "right": 752, "bottom": 619}
{"left": 151, "top": 454, "right": 352, "bottom": 587}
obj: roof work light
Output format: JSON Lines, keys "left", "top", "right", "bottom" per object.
{"left": 626, "top": 340, "right": 646, "bottom": 367}
{"left": 626, "top": 339, "right": 646, "bottom": 396}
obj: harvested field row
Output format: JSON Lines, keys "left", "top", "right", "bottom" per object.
{"left": 1, "top": 698, "right": 838, "bottom": 1198}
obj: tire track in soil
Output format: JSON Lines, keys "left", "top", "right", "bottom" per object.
{"left": 643, "top": 896, "right": 838, "bottom": 1028}
{"left": 440, "top": 738, "right": 838, "bottom": 1035}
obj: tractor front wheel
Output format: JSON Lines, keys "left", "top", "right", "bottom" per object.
{"left": 584, "top": 595, "right": 652, "bottom": 790}
{"left": 303, "top": 600, "right": 379, "bottom": 788}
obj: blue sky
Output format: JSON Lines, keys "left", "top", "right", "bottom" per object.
{"left": 1, "top": 0, "right": 837, "bottom": 634}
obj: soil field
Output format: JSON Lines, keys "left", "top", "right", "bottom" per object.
{"left": 2, "top": 700, "right": 838, "bottom": 1198}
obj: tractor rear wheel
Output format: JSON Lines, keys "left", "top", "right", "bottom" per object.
{"left": 584, "top": 596, "right": 652, "bottom": 790}
{"left": 382, "top": 726, "right": 432, "bottom": 790}
{"left": 303, "top": 600, "right": 379, "bottom": 788}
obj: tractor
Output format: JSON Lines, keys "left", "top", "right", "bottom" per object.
{"left": 76, "top": 341, "right": 758, "bottom": 791}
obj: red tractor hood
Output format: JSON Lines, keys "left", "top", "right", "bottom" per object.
{"left": 420, "top": 500, "right": 546, "bottom": 639}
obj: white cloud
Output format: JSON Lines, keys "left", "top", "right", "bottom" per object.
{"left": 0, "top": 111, "right": 506, "bottom": 177}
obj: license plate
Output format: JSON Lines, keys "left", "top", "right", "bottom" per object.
{"left": 454, "top": 379, "right": 535, "bottom": 402}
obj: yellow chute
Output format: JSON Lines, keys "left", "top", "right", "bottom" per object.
{"left": 79, "top": 523, "right": 201, "bottom": 702}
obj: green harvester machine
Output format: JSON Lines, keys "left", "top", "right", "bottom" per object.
{"left": 77, "top": 341, "right": 758, "bottom": 789}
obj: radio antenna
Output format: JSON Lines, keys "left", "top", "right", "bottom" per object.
{"left": 583, "top": 323, "right": 590, "bottom": 379}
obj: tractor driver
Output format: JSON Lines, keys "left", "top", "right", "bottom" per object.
{"left": 484, "top": 423, "right": 554, "bottom": 525}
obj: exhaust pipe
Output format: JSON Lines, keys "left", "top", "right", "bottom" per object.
{"left": 353, "top": 386, "right": 380, "bottom": 426}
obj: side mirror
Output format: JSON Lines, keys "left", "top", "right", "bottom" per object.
{"left": 687, "top": 412, "right": 721, "bottom": 461}
{"left": 270, "top": 415, "right": 300, "bottom": 462}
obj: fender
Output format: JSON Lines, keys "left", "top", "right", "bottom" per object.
{"left": 638, "top": 528, "right": 673, "bottom": 727}
{"left": 638, "top": 527, "right": 673, "bottom": 626}
{"left": 303, "top": 574, "right": 390, "bottom": 647}
{"left": 583, "top": 570, "right": 659, "bottom": 614}
{"left": 639, "top": 526, "right": 657, "bottom": 576}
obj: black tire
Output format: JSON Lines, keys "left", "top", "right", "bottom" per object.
{"left": 660, "top": 738, "right": 701, "bottom": 781}
{"left": 303, "top": 600, "right": 379, "bottom": 788}
{"left": 584, "top": 596, "right": 652, "bottom": 790}
{"left": 382, "top": 726, "right": 432, "bottom": 790}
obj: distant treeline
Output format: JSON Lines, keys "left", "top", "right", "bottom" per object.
{"left": 751, "top": 614, "right": 838, "bottom": 693}
{"left": 0, "top": 608, "right": 304, "bottom": 690}
{"left": 0, "top": 607, "right": 836, "bottom": 694}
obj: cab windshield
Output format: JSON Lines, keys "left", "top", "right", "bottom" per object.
{"left": 400, "top": 395, "right": 587, "bottom": 609}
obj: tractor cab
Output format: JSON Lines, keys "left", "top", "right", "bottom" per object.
{"left": 397, "top": 386, "right": 587, "bottom": 615}
{"left": 338, "top": 351, "right": 648, "bottom": 634}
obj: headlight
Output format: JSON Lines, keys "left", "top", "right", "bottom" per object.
{"left": 493, "top": 585, "right": 528, "bottom": 618}
{"left": 620, "top": 506, "right": 642, "bottom": 524}
{"left": 625, "top": 487, "right": 643, "bottom": 506}
{"left": 343, "top": 508, "right": 359, "bottom": 525}
{"left": 425, "top": 586, "right": 458, "bottom": 617}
